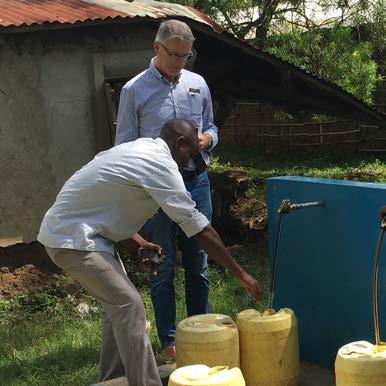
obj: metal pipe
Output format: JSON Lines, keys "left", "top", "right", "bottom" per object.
{"left": 269, "top": 211, "right": 284, "bottom": 309}
{"left": 278, "top": 199, "right": 325, "bottom": 214}
{"left": 270, "top": 198, "right": 325, "bottom": 310}
{"left": 372, "top": 218, "right": 386, "bottom": 348}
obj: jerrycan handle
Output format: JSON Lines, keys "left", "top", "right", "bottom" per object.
{"left": 218, "top": 316, "right": 235, "bottom": 326}
{"left": 372, "top": 217, "right": 386, "bottom": 347}
{"left": 208, "top": 366, "right": 229, "bottom": 376}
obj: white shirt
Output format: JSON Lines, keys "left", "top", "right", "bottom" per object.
{"left": 37, "top": 138, "right": 210, "bottom": 253}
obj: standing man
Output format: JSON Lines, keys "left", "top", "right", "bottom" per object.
{"left": 116, "top": 20, "right": 218, "bottom": 359}
{"left": 38, "top": 119, "right": 261, "bottom": 385}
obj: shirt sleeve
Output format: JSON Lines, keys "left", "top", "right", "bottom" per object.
{"left": 201, "top": 80, "right": 218, "bottom": 152}
{"left": 141, "top": 161, "right": 210, "bottom": 238}
{"left": 115, "top": 86, "right": 139, "bottom": 145}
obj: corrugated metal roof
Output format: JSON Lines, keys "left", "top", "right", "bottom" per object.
{"left": 186, "top": 5, "right": 224, "bottom": 33}
{"left": 0, "top": 0, "right": 383, "bottom": 122}
{"left": 0, "top": 0, "right": 209, "bottom": 29}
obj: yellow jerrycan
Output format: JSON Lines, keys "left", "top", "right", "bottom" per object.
{"left": 335, "top": 341, "right": 386, "bottom": 385}
{"left": 236, "top": 308, "right": 300, "bottom": 386}
{"left": 335, "top": 218, "right": 386, "bottom": 386}
{"left": 176, "top": 313, "right": 239, "bottom": 368}
{"left": 168, "top": 365, "right": 245, "bottom": 386}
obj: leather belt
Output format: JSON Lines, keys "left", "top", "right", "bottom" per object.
{"left": 181, "top": 169, "right": 203, "bottom": 181}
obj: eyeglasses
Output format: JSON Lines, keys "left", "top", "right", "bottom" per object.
{"left": 159, "top": 42, "right": 193, "bottom": 61}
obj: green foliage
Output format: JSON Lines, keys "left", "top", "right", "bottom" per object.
{"left": 210, "top": 146, "right": 386, "bottom": 201}
{"left": 163, "top": 0, "right": 383, "bottom": 104}
{"left": 162, "top": 0, "right": 384, "bottom": 46}
{"left": 265, "top": 26, "right": 381, "bottom": 104}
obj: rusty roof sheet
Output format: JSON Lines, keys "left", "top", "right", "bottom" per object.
{"left": 0, "top": 0, "right": 209, "bottom": 29}
{"left": 0, "top": 0, "right": 383, "bottom": 122}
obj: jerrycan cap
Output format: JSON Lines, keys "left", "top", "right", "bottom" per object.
{"left": 236, "top": 308, "right": 297, "bottom": 332}
{"left": 176, "top": 313, "right": 238, "bottom": 343}
{"left": 178, "top": 313, "right": 236, "bottom": 331}
{"left": 337, "top": 341, "right": 386, "bottom": 362}
{"left": 169, "top": 364, "right": 245, "bottom": 385}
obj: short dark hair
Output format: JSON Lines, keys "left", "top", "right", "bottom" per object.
{"left": 160, "top": 119, "right": 197, "bottom": 146}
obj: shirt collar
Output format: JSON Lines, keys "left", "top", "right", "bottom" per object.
{"left": 156, "top": 138, "right": 172, "bottom": 157}
{"left": 149, "top": 58, "right": 182, "bottom": 85}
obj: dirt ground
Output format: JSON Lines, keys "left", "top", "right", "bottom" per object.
{"left": 0, "top": 241, "right": 60, "bottom": 298}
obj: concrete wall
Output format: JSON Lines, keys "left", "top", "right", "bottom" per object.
{"left": 0, "top": 24, "right": 156, "bottom": 245}
{"left": 267, "top": 176, "right": 386, "bottom": 368}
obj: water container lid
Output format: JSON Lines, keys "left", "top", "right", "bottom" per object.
{"left": 236, "top": 308, "right": 297, "bottom": 332}
{"left": 169, "top": 364, "right": 245, "bottom": 385}
{"left": 337, "top": 340, "right": 386, "bottom": 363}
{"left": 176, "top": 313, "right": 238, "bottom": 343}
{"left": 335, "top": 341, "right": 386, "bottom": 374}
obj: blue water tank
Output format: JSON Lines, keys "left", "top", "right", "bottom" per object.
{"left": 267, "top": 176, "right": 386, "bottom": 368}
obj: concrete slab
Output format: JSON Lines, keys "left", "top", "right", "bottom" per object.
{"left": 91, "top": 361, "right": 335, "bottom": 386}
{"left": 300, "top": 361, "right": 335, "bottom": 386}
{"left": 91, "top": 377, "right": 127, "bottom": 386}
{"left": 91, "top": 363, "right": 176, "bottom": 386}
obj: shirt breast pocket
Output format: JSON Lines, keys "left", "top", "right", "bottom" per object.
{"left": 188, "top": 92, "right": 203, "bottom": 130}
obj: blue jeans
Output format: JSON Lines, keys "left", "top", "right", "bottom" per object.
{"left": 145, "top": 171, "right": 212, "bottom": 348}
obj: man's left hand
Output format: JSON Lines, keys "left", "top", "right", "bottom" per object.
{"left": 198, "top": 133, "right": 212, "bottom": 150}
{"left": 141, "top": 241, "right": 162, "bottom": 255}
{"left": 138, "top": 243, "right": 163, "bottom": 276}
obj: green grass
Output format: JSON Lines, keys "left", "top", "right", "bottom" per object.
{"left": 140, "top": 242, "right": 270, "bottom": 365}
{"left": 0, "top": 281, "right": 102, "bottom": 385}
{"left": 210, "top": 146, "right": 386, "bottom": 201}
{"left": 2, "top": 151, "right": 384, "bottom": 384}
{"left": 0, "top": 314, "right": 100, "bottom": 385}
{"left": 0, "top": 243, "right": 268, "bottom": 385}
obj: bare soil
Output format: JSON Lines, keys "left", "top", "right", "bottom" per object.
{"left": 0, "top": 242, "right": 59, "bottom": 298}
{"left": 210, "top": 170, "right": 267, "bottom": 245}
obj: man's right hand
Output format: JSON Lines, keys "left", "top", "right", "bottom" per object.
{"left": 237, "top": 270, "right": 262, "bottom": 302}
{"left": 194, "top": 225, "right": 263, "bottom": 303}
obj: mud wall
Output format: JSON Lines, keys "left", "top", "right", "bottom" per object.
{"left": 0, "top": 23, "right": 156, "bottom": 245}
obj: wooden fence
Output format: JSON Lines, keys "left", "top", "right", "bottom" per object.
{"left": 221, "top": 103, "right": 386, "bottom": 153}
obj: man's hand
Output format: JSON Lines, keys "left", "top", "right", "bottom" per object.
{"left": 198, "top": 133, "right": 212, "bottom": 150}
{"left": 130, "top": 233, "right": 163, "bottom": 275}
{"left": 236, "top": 270, "right": 262, "bottom": 302}
{"left": 380, "top": 206, "right": 386, "bottom": 219}
{"left": 138, "top": 245, "right": 163, "bottom": 276}
{"left": 131, "top": 233, "right": 162, "bottom": 254}
{"left": 195, "top": 225, "right": 262, "bottom": 303}
{"left": 140, "top": 241, "right": 162, "bottom": 255}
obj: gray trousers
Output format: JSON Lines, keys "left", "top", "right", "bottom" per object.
{"left": 45, "top": 247, "right": 162, "bottom": 386}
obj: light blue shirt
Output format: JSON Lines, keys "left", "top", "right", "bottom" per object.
{"left": 115, "top": 60, "right": 218, "bottom": 170}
